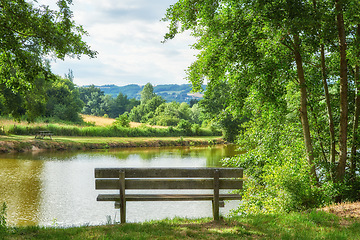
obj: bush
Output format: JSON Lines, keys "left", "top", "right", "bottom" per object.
{"left": 222, "top": 118, "right": 334, "bottom": 215}
{"left": 113, "top": 114, "right": 130, "bottom": 128}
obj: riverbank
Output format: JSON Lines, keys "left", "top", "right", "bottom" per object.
{"left": 0, "top": 135, "right": 224, "bottom": 153}
{"left": 1, "top": 208, "right": 360, "bottom": 239}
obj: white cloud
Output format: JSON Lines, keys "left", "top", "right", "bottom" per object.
{"left": 46, "top": 0, "right": 198, "bottom": 86}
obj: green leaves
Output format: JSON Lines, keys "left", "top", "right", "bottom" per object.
{"left": 0, "top": 0, "right": 96, "bottom": 119}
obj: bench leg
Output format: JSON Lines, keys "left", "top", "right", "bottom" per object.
{"left": 213, "top": 170, "right": 220, "bottom": 221}
{"left": 119, "top": 170, "right": 126, "bottom": 223}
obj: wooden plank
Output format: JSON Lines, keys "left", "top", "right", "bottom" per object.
{"left": 97, "top": 194, "right": 242, "bottom": 201}
{"left": 119, "top": 170, "right": 126, "bottom": 224}
{"left": 213, "top": 170, "right": 220, "bottom": 221}
{"left": 96, "top": 179, "right": 243, "bottom": 190}
{"left": 115, "top": 200, "right": 224, "bottom": 209}
{"left": 95, "top": 168, "right": 243, "bottom": 178}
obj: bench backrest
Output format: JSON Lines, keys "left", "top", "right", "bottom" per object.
{"left": 95, "top": 168, "right": 243, "bottom": 190}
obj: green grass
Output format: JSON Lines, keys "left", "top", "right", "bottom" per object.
{"left": 1, "top": 211, "right": 360, "bottom": 239}
{"left": 0, "top": 135, "right": 220, "bottom": 143}
{"left": 4, "top": 121, "right": 220, "bottom": 138}
{"left": 0, "top": 135, "right": 223, "bottom": 153}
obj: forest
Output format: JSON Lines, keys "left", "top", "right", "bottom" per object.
{"left": 1, "top": 0, "right": 360, "bottom": 218}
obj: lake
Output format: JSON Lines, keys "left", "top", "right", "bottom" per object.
{"left": 0, "top": 145, "right": 240, "bottom": 227}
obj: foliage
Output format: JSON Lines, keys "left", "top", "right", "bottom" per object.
{"left": 140, "top": 83, "right": 156, "bottom": 104}
{"left": 223, "top": 102, "right": 335, "bottom": 213}
{"left": 163, "top": 0, "right": 360, "bottom": 208}
{"left": 45, "top": 76, "right": 83, "bottom": 122}
{"left": 79, "top": 86, "right": 140, "bottom": 119}
{"left": 177, "top": 119, "right": 192, "bottom": 134}
{"left": 113, "top": 113, "right": 130, "bottom": 128}
{"left": 0, "top": 0, "right": 96, "bottom": 119}
{"left": 128, "top": 84, "right": 206, "bottom": 127}
{"left": 79, "top": 85, "right": 108, "bottom": 116}
{"left": 199, "top": 79, "right": 245, "bottom": 142}
{"left": 129, "top": 96, "right": 165, "bottom": 123}
{"left": 7, "top": 122, "right": 219, "bottom": 138}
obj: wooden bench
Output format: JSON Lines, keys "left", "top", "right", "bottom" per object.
{"left": 35, "top": 131, "right": 53, "bottom": 139}
{"left": 95, "top": 167, "right": 243, "bottom": 223}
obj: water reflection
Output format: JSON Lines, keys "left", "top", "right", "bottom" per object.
{"left": 0, "top": 159, "right": 43, "bottom": 226}
{"left": 0, "top": 145, "right": 240, "bottom": 227}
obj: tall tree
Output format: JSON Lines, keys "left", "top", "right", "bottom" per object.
{"left": 0, "top": 0, "right": 96, "bottom": 119}
{"left": 163, "top": 0, "right": 360, "bottom": 203}
{"left": 140, "top": 83, "right": 156, "bottom": 104}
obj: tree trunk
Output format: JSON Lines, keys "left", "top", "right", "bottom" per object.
{"left": 320, "top": 44, "right": 336, "bottom": 177}
{"left": 335, "top": 0, "right": 348, "bottom": 182}
{"left": 350, "top": 25, "right": 360, "bottom": 180}
{"left": 293, "top": 34, "right": 318, "bottom": 182}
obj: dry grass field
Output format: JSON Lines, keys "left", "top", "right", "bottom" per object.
{"left": 81, "top": 114, "right": 115, "bottom": 126}
{"left": 0, "top": 118, "right": 72, "bottom": 131}
{"left": 81, "top": 114, "right": 167, "bottom": 128}
{"left": 0, "top": 115, "right": 167, "bottom": 130}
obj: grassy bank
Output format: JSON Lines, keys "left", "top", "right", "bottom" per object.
{"left": 0, "top": 116, "right": 221, "bottom": 138}
{"left": 1, "top": 210, "right": 360, "bottom": 239}
{"left": 0, "top": 135, "right": 224, "bottom": 153}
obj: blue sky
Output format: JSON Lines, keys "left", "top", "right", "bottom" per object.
{"left": 45, "top": 0, "right": 197, "bottom": 86}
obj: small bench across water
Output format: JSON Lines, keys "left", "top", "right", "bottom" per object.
{"left": 94, "top": 167, "right": 243, "bottom": 223}
{"left": 35, "top": 131, "right": 53, "bottom": 139}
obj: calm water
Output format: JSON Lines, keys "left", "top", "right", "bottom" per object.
{"left": 0, "top": 145, "right": 240, "bottom": 227}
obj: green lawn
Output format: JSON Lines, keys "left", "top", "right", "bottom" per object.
{"left": 0, "top": 135, "right": 223, "bottom": 152}
{"left": 1, "top": 211, "right": 360, "bottom": 239}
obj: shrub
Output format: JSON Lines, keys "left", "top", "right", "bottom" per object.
{"left": 223, "top": 118, "right": 335, "bottom": 215}
{"left": 113, "top": 114, "right": 130, "bottom": 128}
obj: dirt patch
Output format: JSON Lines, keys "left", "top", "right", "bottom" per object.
{"left": 322, "top": 201, "right": 360, "bottom": 219}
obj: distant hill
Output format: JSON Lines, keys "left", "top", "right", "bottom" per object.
{"left": 94, "top": 84, "right": 206, "bottom": 103}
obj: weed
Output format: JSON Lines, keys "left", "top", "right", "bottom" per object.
{"left": 0, "top": 202, "right": 7, "bottom": 233}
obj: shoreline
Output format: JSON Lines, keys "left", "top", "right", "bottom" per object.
{"left": 0, "top": 135, "right": 225, "bottom": 153}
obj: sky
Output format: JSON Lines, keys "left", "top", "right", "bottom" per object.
{"left": 46, "top": 0, "right": 198, "bottom": 87}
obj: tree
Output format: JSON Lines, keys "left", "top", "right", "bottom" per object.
{"left": 79, "top": 85, "right": 107, "bottom": 116}
{"left": 0, "top": 0, "right": 96, "bottom": 119}
{"left": 163, "top": 0, "right": 360, "bottom": 206}
{"left": 140, "top": 83, "right": 156, "bottom": 104}
{"left": 45, "top": 76, "right": 83, "bottom": 122}
{"left": 199, "top": 80, "right": 245, "bottom": 142}
{"left": 107, "top": 93, "right": 140, "bottom": 118}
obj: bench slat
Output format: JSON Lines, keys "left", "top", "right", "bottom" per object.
{"left": 95, "top": 168, "right": 243, "bottom": 178}
{"left": 97, "top": 193, "right": 242, "bottom": 201}
{"left": 95, "top": 179, "right": 243, "bottom": 190}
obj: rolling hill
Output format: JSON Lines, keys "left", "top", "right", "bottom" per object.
{"left": 95, "top": 84, "right": 206, "bottom": 103}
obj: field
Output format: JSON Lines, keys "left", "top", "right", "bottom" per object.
{"left": 81, "top": 114, "right": 116, "bottom": 126}
{"left": 0, "top": 115, "right": 168, "bottom": 130}
{"left": 81, "top": 114, "right": 168, "bottom": 128}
